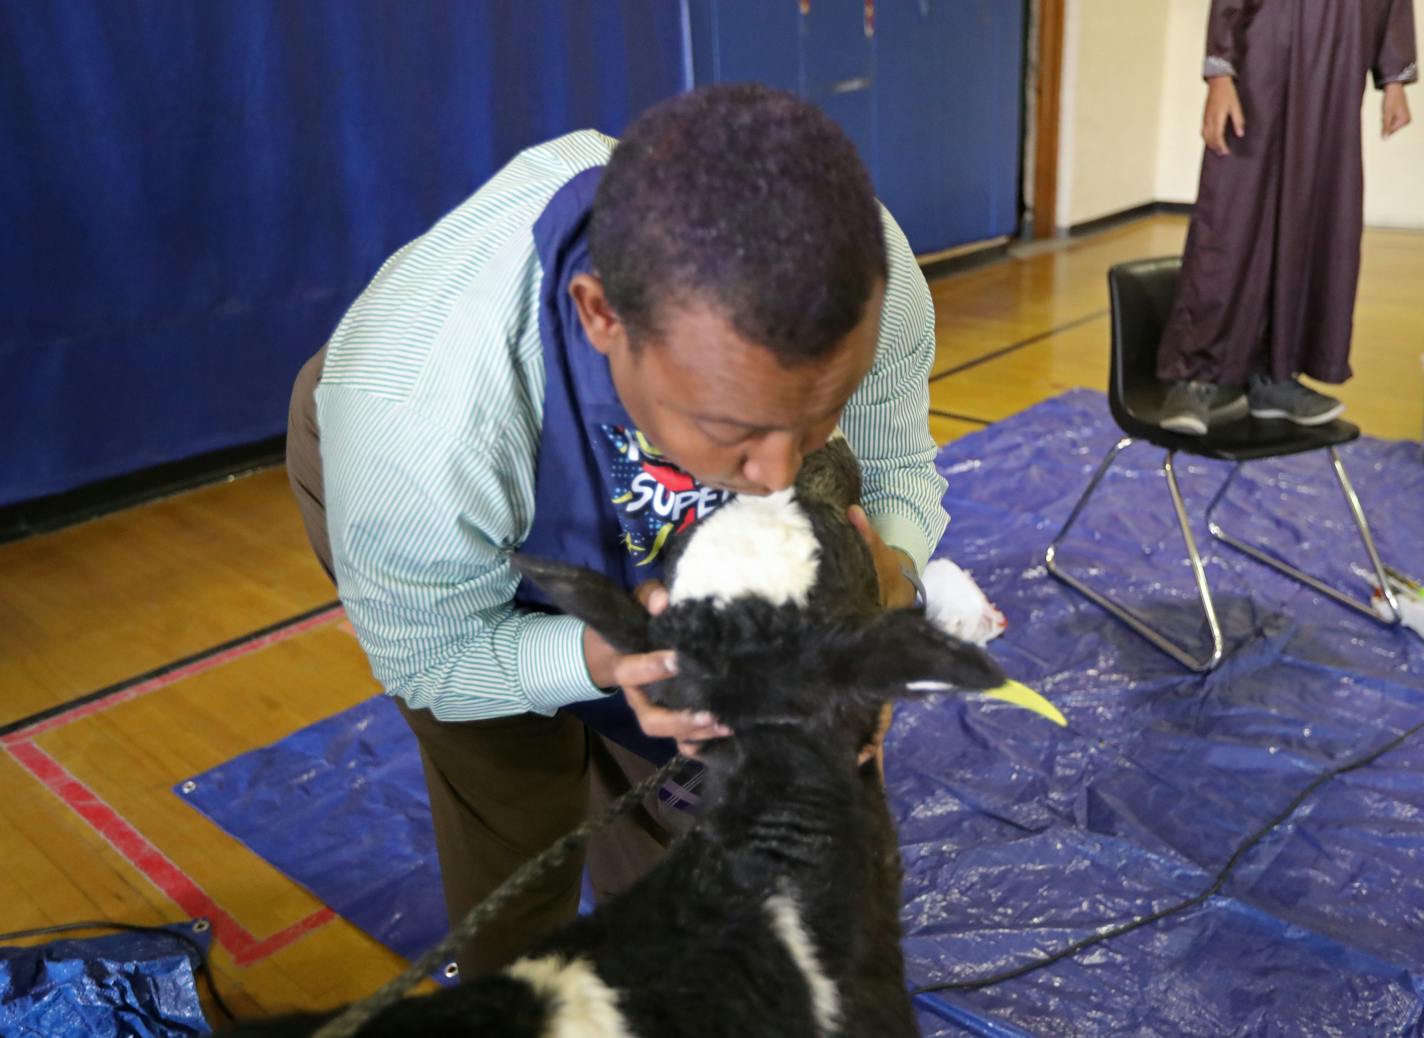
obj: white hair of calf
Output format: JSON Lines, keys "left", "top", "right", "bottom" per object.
{"left": 764, "top": 889, "right": 841, "bottom": 1037}
{"left": 505, "top": 956, "right": 634, "bottom": 1038}
{"left": 668, "top": 489, "right": 821, "bottom": 608}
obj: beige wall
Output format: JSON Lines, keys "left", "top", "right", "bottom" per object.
{"left": 1055, "top": 0, "right": 1170, "bottom": 227}
{"left": 1059, "top": 0, "right": 1424, "bottom": 229}
{"left": 1154, "top": 0, "right": 1206, "bottom": 204}
{"left": 1360, "top": 83, "right": 1424, "bottom": 228}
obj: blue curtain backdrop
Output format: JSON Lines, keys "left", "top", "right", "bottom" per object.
{"left": 1, "top": 1, "right": 1025, "bottom": 507}
{"left": 686, "top": 0, "right": 1026, "bottom": 254}
{"left": 0, "top": 1, "right": 687, "bottom": 506}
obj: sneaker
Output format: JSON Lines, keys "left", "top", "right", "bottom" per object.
{"left": 1247, "top": 375, "right": 1345, "bottom": 425}
{"left": 1159, "top": 380, "right": 1215, "bottom": 436}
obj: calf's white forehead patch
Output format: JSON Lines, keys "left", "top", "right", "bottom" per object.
{"left": 668, "top": 489, "right": 820, "bottom": 607}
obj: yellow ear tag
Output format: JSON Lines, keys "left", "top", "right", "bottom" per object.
{"left": 980, "top": 680, "right": 1067, "bottom": 727}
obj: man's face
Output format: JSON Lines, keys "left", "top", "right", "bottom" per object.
{"left": 571, "top": 276, "right": 884, "bottom": 495}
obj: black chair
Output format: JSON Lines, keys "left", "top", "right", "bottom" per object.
{"left": 1045, "top": 256, "right": 1401, "bottom": 671}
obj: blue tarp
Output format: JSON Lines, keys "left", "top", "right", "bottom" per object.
{"left": 179, "top": 695, "right": 444, "bottom": 965}
{"left": 900, "top": 390, "right": 1424, "bottom": 1036}
{"left": 178, "top": 390, "right": 1424, "bottom": 1036}
{"left": 176, "top": 695, "right": 597, "bottom": 974}
{"left": 0, "top": 924, "right": 212, "bottom": 1038}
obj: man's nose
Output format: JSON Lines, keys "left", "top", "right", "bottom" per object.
{"left": 742, "top": 432, "right": 803, "bottom": 492}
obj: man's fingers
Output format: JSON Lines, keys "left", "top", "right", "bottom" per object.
{"left": 636, "top": 709, "right": 684, "bottom": 739}
{"left": 624, "top": 684, "right": 731, "bottom": 742}
{"left": 873, "top": 702, "right": 894, "bottom": 740}
{"left": 612, "top": 650, "right": 677, "bottom": 689}
{"left": 857, "top": 703, "right": 894, "bottom": 767}
{"left": 656, "top": 710, "right": 731, "bottom": 741}
{"left": 638, "top": 709, "right": 731, "bottom": 743}
{"left": 1230, "top": 103, "right": 1245, "bottom": 139}
{"left": 690, "top": 720, "right": 734, "bottom": 740}
{"left": 633, "top": 579, "right": 669, "bottom": 615}
{"left": 847, "top": 504, "right": 875, "bottom": 542}
{"left": 677, "top": 725, "right": 734, "bottom": 760}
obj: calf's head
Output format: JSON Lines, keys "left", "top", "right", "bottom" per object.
{"left": 513, "top": 439, "right": 1008, "bottom": 737}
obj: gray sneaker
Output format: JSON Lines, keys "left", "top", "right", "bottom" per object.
{"left": 1247, "top": 375, "right": 1344, "bottom": 425}
{"left": 1160, "top": 380, "right": 1215, "bottom": 436}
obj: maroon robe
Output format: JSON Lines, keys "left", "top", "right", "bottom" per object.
{"left": 1158, "top": 0, "right": 1418, "bottom": 386}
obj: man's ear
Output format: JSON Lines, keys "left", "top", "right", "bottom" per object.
{"left": 510, "top": 554, "right": 652, "bottom": 655}
{"left": 568, "top": 273, "right": 624, "bottom": 359}
{"left": 828, "top": 610, "right": 1005, "bottom": 698}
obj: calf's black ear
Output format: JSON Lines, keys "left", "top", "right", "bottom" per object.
{"left": 510, "top": 554, "right": 652, "bottom": 655}
{"left": 824, "top": 611, "right": 1067, "bottom": 727}
{"left": 828, "top": 611, "right": 1005, "bottom": 696}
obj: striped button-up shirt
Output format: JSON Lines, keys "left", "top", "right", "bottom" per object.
{"left": 318, "top": 130, "right": 947, "bottom": 722}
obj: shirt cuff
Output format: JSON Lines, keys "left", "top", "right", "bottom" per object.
{"left": 1377, "top": 62, "right": 1418, "bottom": 88}
{"left": 869, "top": 510, "right": 934, "bottom": 578}
{"left": 517, "top": 613, "right": 604, "bottom": 714}
{"left": 1203, "top": 55, "right": 1237, "bottom": 79}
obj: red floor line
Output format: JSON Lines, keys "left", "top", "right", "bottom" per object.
{"left": 7, "top": 738, "right": 333, "bottom": 965}
{"left": 233, "top": 907, "right": 339, "bottom": 967}
{"left": 2, "top": 604, "right": 345, "bottom": 745}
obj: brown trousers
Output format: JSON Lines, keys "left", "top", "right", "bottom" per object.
{"left": 285, "top": 347, "right": 674, "bottom": 976}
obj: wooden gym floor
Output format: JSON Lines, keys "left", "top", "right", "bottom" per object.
{"left": 1, "top": 214, "right": 1419, "bottom": 1027}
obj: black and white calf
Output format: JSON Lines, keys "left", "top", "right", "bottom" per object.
{"left": 230, "top": 439, "right": 1026, "bottom": 1038}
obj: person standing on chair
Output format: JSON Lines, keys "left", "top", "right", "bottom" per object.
{"left": 284, "top": 84, "right": 942, "bottom": 979}
{"left": 1158, "top": 0, "right": 1416, "bottom": 436}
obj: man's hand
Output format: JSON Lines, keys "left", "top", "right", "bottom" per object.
{"left": 847, "top": 505, "right": 917, "bottom": 609}
{"left": 1383, "top": 82, "right": 1412, "bottom": 138}
{"left": 847, "top": 506, "right": 910, "bottom": 775}
{"left": 1202, "top": 75, "right": 1246, "bottom": 156}
{"left": 858, "top": 702, "right": 894, "bottom": 778}
{"left": 582, "top": 579, "right": 732, "bottom": 758}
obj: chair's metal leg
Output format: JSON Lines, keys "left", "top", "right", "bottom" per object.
{"left": 1203, "top": 461, "right": 1243, "bottom": 518}
{"left": 1205, "top": 447, "right": 1401, "bottom": 625}
{"left": 1045, "top": 437, "right": 1134, "bottom": 561}
{"left": 1164, "top": 454, "right": 1226, "bottom": 668}
{"left": 1047, "top": 441, "right": 1225, "bottom": 672}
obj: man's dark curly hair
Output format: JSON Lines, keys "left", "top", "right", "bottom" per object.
{"left": 589, "top": 84, "right": 886, "bottom": 365}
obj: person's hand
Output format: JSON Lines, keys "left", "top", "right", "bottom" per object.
{"left": 1383, "top": 83, "right": 1412, "bottom": 138}
{"left": 857, "top": 703, "right": 894, "bottom": 778}
{"left": 582, "top": 579, "right": 732, "bottom": 758}
{"left": 847, "top": 505, "right": 917, "bottom": 609}
{"left": 1202, "top": 75, "right": 1246, "bottom": 156}
{"left": 845, "top": 508, "right": 914, "bottom": 775}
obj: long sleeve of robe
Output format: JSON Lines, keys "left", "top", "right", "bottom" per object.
{"left": 1202, "top": 0, "right": 1260, "bottom": 79}
{"left": 1374, "top": 0, "right": 1419, "bottom": 87}
{"left": 1159, "top": 0, "right": 1418, "bottom": 386}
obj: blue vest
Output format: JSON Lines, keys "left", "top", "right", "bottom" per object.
{"left": 519, "top": 167, "right": 732, "bottom": 764}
